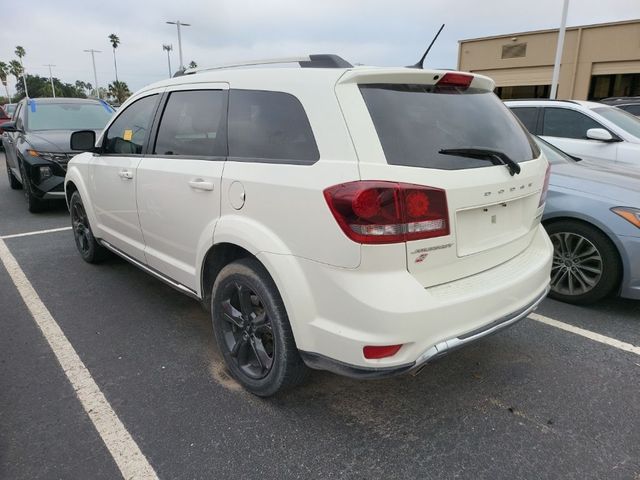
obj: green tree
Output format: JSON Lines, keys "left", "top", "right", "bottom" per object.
{"left": 9, "top": 60, "right": 23, "bottom": 99}
{"left": 14, "top": 46, "right": 28, "bottom": 97}
{"left": 0, "top": 62, "right": 10, "bottom": 101}
{"left": 108, "top": 34, "right": 120, "bottom": 83}
{"left": 107, "top": 80, "right": 131, "bottom": 104}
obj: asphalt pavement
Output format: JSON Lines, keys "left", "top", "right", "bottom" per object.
{"left": 1, "top": 153, "right": 639, "bottom": 480}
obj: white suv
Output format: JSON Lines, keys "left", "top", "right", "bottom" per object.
{"left": 65, "top": 55, "right": 552, "bottom": 396}
{"left": 506, "top": 99, "right": 640, "bottom": 167}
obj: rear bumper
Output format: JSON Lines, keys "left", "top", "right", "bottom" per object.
{"left": 299, "top": 285, "right": 549, "bottom": 379}
{"left": 263, "top": 225, "right": 553, "bottom": 372}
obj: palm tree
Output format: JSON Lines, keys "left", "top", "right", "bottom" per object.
{"left": 9, "top": 60, "right": 23, "bottom": 98}
{"left": 0, "top": 62, "right": 10, "bottom": 101}
{"left": 14, "top": 46, "right": 28, "bottom": 97}
{"left": 107, "top": 80, "right": 131, "bottom": 105}
{"left": 108, "top": 34, "right": 120, "bottom": 83}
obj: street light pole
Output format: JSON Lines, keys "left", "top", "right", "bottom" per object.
{"left": 163, "top": 44, "right": 173, "bottom": 78}
{"left": 44, "top": 64, "right": 56, "bottom": 98}
{"left": 550, "top": 0, "right": 570, "bottom": 99}
{"left": 18, "top": 57, "right": 29, "bottom": 98}
{"left": 84, "top": 49, "right": 102, "bottom": 99}
{"left": 166, "top": 20, "right": 191, "bottom": 71}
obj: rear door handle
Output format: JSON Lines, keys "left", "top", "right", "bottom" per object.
{"left": 188, "top": 179, "right": 214, "bottom": 191}
{"left": 118, "top": 169, "right": 133, "bottom": 180}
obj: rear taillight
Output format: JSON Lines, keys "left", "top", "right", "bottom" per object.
{"left": 436, "top": 72, "right": 473, "bottom": 89}
{"left": 538, "top": 163, "right": 551, "bottom": 207}
{"left": 324, "top": 181, "right": 450, "bottom": 244}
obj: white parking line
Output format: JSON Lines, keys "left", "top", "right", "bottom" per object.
{"left": 529, "top": 312, "right": 640, "bottom": 356}
{"left": 0, "top": 238, "right": 159, "bottom": 480}
{"left": 0, "top": 226, "right": 72, "bottom": 240}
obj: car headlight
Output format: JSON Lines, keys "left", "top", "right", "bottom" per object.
{"left": 611, "top": 207, "right": 640, "bottom": 228}
{"left": 27, "top": 149, "right": 68, "bottom": 162}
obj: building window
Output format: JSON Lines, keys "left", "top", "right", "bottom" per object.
{"left": 501, "top": 43, "right": 527, "bottom": 59}
{"left": 495, "top": 85, "right": 550, "bottom": 100}
{"left": 588, "top": 73, "right": 640, "bottom": 100}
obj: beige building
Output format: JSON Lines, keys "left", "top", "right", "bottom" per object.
{"left": 458, "top": 19, "right": 640, "bottom": 100}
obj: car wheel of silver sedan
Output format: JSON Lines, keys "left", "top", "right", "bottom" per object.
{"left": 546, "top": 220, "right": 621, "bottom": 305}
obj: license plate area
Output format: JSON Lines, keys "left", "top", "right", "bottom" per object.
{"left": 455, "top": 195, "right": 535, "bottom": 257}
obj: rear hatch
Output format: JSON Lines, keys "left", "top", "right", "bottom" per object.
{"left": 334, "top": 68, "right": 549, "bottom": 287}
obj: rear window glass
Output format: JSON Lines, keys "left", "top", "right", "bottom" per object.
{"left": 228, "top": 89, "right": 319, "bottom": 164}
{"left": 359, "top": 84, "right": 538, "bottom": 170}
{"left": 27, "top": 102, "right": 114, "bottom": 131}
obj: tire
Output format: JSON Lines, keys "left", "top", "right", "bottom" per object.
{"left": 69, "top": 191, "right": 109, "bottom": 263}
{"left": 19, "top": 161, "right": 45, "bottom": 213}
{"left": 211, "top": 258, "right": 308, "bottom": 396}
{"left": 546, "top": 220, "right": 621, "bottom": 304}
{"left": 6, "top": 159, "right": 21, "bottom": 190}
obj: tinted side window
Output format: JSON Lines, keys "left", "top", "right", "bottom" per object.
{"left": 621, "top": 105, "right": 640, "bottom": 116}
{"left": 510, "top": 107, "right": 538, "bottom": 133}
{"left": 154, "top": 90, "right": 226, "bottom": 157}
{"left": 542, "top": 108, "right": 601, "bottom": 139}
{"left": 228, "top": 90, "right": 319, "bottom": 163}
{"left": 103, "top": 95, "right": 158, "bottom": 155}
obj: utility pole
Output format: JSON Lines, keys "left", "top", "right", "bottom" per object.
{"left": 84, "top": 49, "right": 102, "bottom": 99}
{"left": 44, "top": 64, "right": 56, "bottom": 98}
{"left": 166, "top": 20, "right": 191, "bottom": 71}
{"left": 550, "top": 0, "right": 569, "bottom": 99}
{"left": 163, "top": 44, "right": 173, "bottom": 77}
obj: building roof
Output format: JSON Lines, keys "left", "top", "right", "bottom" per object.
{"left": 459, "top": 18, "right": 640, "bottom": 43}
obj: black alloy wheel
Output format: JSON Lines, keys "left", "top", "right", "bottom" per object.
{"left": 69, "top": 191, "right": 109, "bottom": 263}
{"left": 220, "top": 281, "right": 275, "bottom": 379}
{"left": 211, "top": 258, "right": 308, "bottom": 396}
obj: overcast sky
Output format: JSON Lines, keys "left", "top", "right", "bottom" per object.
{"left": 2, "top": 0, "right": 639, "bottom": 93}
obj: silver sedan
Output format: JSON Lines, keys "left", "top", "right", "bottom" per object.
{"left": 537, "top": 136, "right": 640, "bottom": 304}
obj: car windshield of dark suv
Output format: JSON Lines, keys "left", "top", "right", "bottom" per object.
{"left": 26, "top": 102, "right": 114, "bottom": 131}
{"left": 359, "top": 84, "right": 538, "bottom": 170}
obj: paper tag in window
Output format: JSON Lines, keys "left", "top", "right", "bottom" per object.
{"left": 123, "top": 129, "right": 133, "bottom": 141}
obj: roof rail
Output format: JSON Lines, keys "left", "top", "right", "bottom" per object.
{"left": 176, "top": 54, "right": 353, "bottom": 76}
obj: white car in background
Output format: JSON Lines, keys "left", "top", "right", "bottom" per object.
{"left": 506, "top": 100, "right": 640, "bottom": 168}
{"left": 65, "top": 55, "right": 552, "bottom": 396}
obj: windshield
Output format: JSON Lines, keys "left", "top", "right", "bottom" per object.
{"left": 26, "top": 102, "right": 114, "bottom": 131}
{"left": 359, "top": 84, "right": 538, "bottom": 170}
{"left": 592, "top": 106, "right": 640, "bottom": 139}
{"left": 4, "top": 104, "right": 16, "bottom": 116}
{"left": 534, "top": 136, "right": 574, "bottom": 165}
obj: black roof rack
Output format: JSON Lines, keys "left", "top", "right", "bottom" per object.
{"left": 173, "top": 54, "right": 353, "bottom": 77}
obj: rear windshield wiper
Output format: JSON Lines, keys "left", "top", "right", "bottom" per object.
{"left": 438, "top": 147, "right": 522, "bottom": 176}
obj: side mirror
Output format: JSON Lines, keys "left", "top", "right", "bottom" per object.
{"left": 586, "top": 128, "right": 614, "bottom": 142}
{"left": 70, "top": 130, "right": 97, "bottom": 151}
{"left": 2, "top": 121, "right": 17, "bottom": 133}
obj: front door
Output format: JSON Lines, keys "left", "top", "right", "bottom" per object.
{"left": 136, "top": 85, "right": 228, "bottom": 291}
{"left": 88, "top": 92, "right": 161, "bottom": 261}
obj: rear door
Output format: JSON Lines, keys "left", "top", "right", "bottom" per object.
{"left": 539, "top": 107, "right": 618, "bottom": 163}
{"left": 336, "top": 70, "right": 548, "bottom": 287}
{"left": 89, "top": 92, "right": 161, "bottom": 261}
{"left": 136, "top": 84, "right": 228, "bottom": 291}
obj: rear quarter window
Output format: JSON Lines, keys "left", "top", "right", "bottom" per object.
{"left": 359, "top": 84, "right": 538, "bottom": 170}
{"left": 228, "top": 89, "right": 319, "bottom": 164}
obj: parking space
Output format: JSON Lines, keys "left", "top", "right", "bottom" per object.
{"left": 1, "top": 153, "right": 639, "bottom": 479}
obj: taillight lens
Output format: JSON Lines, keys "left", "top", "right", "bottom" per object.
{"left": 324, "top": 181, "right": 450, "bottom": 244}
{"left": 538, "top": 163, "right": 551, "bottom": 207}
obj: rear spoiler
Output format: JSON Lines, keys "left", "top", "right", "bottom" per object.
{"left": 336, "top": 68, "right": 495, "bottom": 92}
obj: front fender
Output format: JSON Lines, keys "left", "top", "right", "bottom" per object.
{"left": 65, "top": 162, "right": 100, "bottom": 236}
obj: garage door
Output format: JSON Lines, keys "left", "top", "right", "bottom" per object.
{"left": 471, "top": 66, "right": 554, "bottom": 87}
